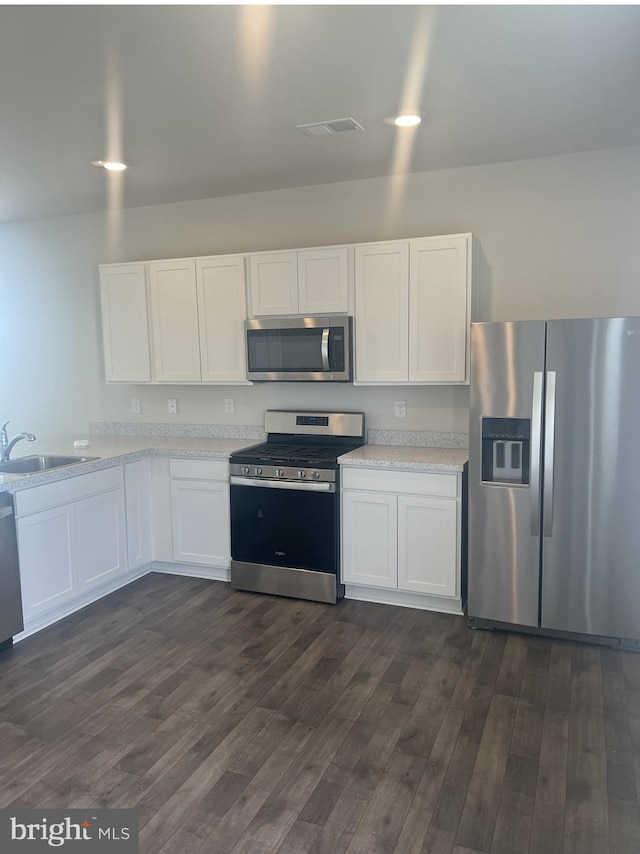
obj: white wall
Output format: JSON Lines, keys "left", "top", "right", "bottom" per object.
{"left": 1, "top": 146, "right": 639, "bottom": 443}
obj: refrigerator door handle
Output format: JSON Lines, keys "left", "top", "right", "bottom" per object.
{"left": 543, "top": 371, "right": 557, "bottom": 537}
{"left": 530, "top": 371, "right": 544, "bottom": 536}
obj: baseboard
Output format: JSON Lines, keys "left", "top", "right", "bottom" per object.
{"left": 344, "top": 584, "right": 463, "bottom": 614}
{"left": 15, "top": 564, "right": 153, "bottom": 643}
{"left": 13, "top": 564, "right": 459, "bottom": 644}
{"left": 150, "top": 560, "right": 230, "bottom": 583}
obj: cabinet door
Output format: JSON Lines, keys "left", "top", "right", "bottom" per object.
{"left": 409, "top": 236, "right": 470, "bottom": 383}
{"left": 248, "top": 252, "right": 298, "bottom": 316}
{"left": 170, "top": 479, "right": 230, "bottom": 566}
{"left": 99, "top": 263, "right": 151, "bottom": 382}
{"left": 148, "top": 258, "right": 201, "bottom": 381}
{"left": 125, "top": 459, "right": 152, "bottom": 570}
{"left": 17, "top": 506, "right": 77, "bottom": 619}
{"left": 354, "top": 242, "right": 409, "bottom": 382}
{"left": 298, "top": 247, "right": 349, "bottom": 315}
{"left": 342, "top": 491, "right": 397, "bottom": 588}
{"left": 398, "top": 496, "right": 458, "bottom": 597}
{"left": 196, "top": 255, "right": 248, "bottom": 383}
{"left": 76, "top": 489, "right": 127, "bottom": 591}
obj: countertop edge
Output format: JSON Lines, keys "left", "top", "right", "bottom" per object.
{"left": 0, "top": 441, "right": 250, "bottom": 493}
{"left": 1, "top": 441, "right": 470, "bottom": 492}
{"left": 338, "top": 445, "right": 468, "bottom": 474}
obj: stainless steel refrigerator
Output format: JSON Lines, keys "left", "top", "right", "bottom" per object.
{"left": 468, "top": 318, "right": 640, "bottom": 648}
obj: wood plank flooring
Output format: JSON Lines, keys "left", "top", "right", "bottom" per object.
{"left": 1, "top": 572, "right": 640, "bottom": 853}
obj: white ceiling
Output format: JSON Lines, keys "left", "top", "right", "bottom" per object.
{"left": 2, "top": 4, "right": 639, "bottom": 224}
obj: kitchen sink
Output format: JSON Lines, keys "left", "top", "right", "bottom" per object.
{"left": 0, "top": 455, "right": 99, "bottom": 475}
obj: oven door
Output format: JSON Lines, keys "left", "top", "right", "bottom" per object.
{"left": 230, "top": 479, "right": 337, "bottom": 574}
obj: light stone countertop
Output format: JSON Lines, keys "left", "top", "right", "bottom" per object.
{"left": 339, "top": 444, "right": 468, "bottom": 473}
{"left": 0, "top": 436, "right": 261, "bottom": 493}
{"left": 0, "top": 435, "right": 469, "bottom": 492}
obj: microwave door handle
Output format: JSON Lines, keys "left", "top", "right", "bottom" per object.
{"left": 321, "top": 328, "right": 330, "bottom": 371}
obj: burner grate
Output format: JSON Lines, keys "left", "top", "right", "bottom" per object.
{"left": 231, "top": 438, "right": 364, "bottom": 467}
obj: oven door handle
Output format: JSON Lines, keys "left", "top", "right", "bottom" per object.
{"left": 230, "top": 476, "right": 335, "bottom": 493}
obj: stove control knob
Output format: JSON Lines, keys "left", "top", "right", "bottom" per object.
{"left": 254, "top": 467, "right": 263, "bottom": 476}
{"left": 241, "top": 466, "right": 250, "bottom": 475}
{"left": 275, "top": 468, "right": 284, "bottom": 477}
{"left": 297, "top": 469, "right": 307, "bottom": 479}
{"left": 312, "top": 471, "right": 321, "bottom": 480}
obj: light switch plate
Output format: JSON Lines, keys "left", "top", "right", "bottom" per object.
{"left": 131, "top": 398, "right": 141, "bottom": 415}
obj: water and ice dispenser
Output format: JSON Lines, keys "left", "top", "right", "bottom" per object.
{"left": 481, "top": 418, "right": 530, "bottom": 485}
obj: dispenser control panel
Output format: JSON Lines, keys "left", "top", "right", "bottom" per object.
{"left": 481, "top": 417, "right": 530, "bottom": 485}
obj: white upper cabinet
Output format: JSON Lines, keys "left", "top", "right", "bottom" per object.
{"left": 355, "top": 234, "right": 473, "bottom": 384}
{"left": 248, "top": 246, "right": 350, "bottom": 317}
{"left": 249, "top": 252, "right": 299, "bottom": 316}
{"left": 100, "top": 255, "right": 249, "bottom": 385}
{"left": 99, "top": 232, "right": 473, "bottom": 386}
{"left": 196, "top": 255, "right": 248, "bottom": 383}
{"left": 354, "top": 242, "right": 409, "bottom": 383}
{"left": 409, "top": 236, "right": 470, "bottom": 383}
{"left": 297, "top": 247, "right": 349, "bottom": 315}
{"left": 148, "top": 258, "right": 202, "bottom": 382}
{"left": 99, "top": 263, "right": 151, "bottom": 382}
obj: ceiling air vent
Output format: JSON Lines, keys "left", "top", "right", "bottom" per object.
{"left": 297, "top": 117, "right": 364, "bottom": 137}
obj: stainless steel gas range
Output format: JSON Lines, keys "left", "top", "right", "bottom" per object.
{"left": 229, "top": 410, "right": 366, "bottom": 604}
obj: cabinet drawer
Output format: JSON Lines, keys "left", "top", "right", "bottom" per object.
{"left": 341, "top": 467, "right": 458, "bottom": 499}
{"left": 169, "top": 458, "right": 227, "bottom": 481}
{"left": 15, "top": 466, "right": 124, "bottom": 517}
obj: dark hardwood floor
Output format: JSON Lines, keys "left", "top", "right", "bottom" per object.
{"left": 1, "top": 572, "right": 639, "bottom": 853}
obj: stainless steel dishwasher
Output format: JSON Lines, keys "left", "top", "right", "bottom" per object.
{"left": 0, "top": 492, "right": 23, "bottom": 651}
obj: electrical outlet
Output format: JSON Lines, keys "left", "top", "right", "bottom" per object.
{"left": 168, "top": 398, "right": 178, "bottom": 415}
{"left": 131, "top": 398, "right": 141, "bottom": 415}
{"left": 394, "top": 400, "right": 406, "bottom": 418}
{"left": 224, "top": 398, "right": 235, "bottom": 414}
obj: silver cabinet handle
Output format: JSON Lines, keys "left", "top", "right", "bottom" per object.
{"left": 321, "top": 328, "right": 330, "bottom": 371}
{"left": 543, "top": 371, "right": 557, "bottom": 537}
{"left": 530, "top": 371, "right": 543, "bottom": 536}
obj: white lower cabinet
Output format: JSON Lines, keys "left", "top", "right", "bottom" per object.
{"left": 341, "top": 466, "right": 462, "bottom": 612}
{"left": 15, "top": 466, "right": 128, "bottom": 625}
{"left": 125, "top": 458, "right": 152, "bottom": 569}
{"left": 76, "top": 489, "right": 127, "bottom": 591}
{"left": 342, "top": 492, "right": 397, "bottom": 588}
{"left": 168, "top": 458, "right": 229, "bottom": 568}
{"left": 12, "top": 454, "right": 233, "bottom": 637}
{"left": 397, "top": 495, "right": 457, "bottom": 597}
{"left": 17, "top": 504, "right": 77, "bottom": 618}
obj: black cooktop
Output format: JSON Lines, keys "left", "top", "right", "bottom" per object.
{"left": 231, "top": 437, "right": 364, "bottom": 467}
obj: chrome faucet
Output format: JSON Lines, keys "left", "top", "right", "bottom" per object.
{"left": 1, "top": 421, "right": 36, "bottom": 461}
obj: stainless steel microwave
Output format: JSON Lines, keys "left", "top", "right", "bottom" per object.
{"left": 245, "top": 316, "right": 352, "bottom": 382}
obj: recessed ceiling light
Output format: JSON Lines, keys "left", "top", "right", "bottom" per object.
{"left": 91, "top": 160, "right": 128, "bottom": 171}
{"left": 393, "top": 114, "right": 422, "bottom": 128}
